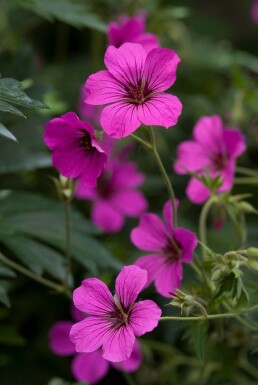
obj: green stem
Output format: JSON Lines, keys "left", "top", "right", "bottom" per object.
{"left": 149, "top": 126, "right": 178, "bottom": 227}
{"left": 236, "top": 166, "right": 258, "bottom": 177}
{"left": 64, "top": 199, "right": 71, "bottom": 287}
{"left": 239, "top": 355, "right": 258, "bottom": 380}
{"left": 234, "top": 177, "right": 258, "bottom": 185}
{"left": 0, "top": 252, "right": 69, "bottom": 296}
{"left": 199, "top": 197, "right": 216, "bottom": 257}
{"left": 131, "top": 134, "right": 152, "bottom": 150}
{"left": 160, "top": 302, "right": 258, "bottom": 321}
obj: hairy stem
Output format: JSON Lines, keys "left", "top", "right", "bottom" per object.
{"left": 0, "top": 252, "right": 70, "bottom": 297}
{"left": 131, "top": 134, "right": 152, "bottom": 150}
{"left": 160, "top": 302, "right": 258, "bottom": 321}
{"left": 149, "top": 126, "right": 178, "bottom": 227}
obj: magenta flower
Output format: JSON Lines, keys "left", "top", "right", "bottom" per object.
{"left": 49, "top": 307, "right": 142, "bottom": 384}
{"left": 70, "top": 265, "right": 161, "bottom": 362}
{"left": 76, "top": 140, "right": 148, "bottom": 233}
{"left": 85, "top": 43, "right": 182, "bottom": 138}
{"left": 131, "top": 201, "right": 198, "bottom": 298}
{"left": 174, "top": 115, "right": 246, "bottom": 204}
{"left": 108, "top": 14, "right": 159, "bottom": 53}
{"left": 251, "top": 0, "right": 258, "bottom": 23}
{"left": 44, "top": 112, "right": 107, "bottom": 187}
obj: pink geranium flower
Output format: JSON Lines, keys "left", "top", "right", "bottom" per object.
{"left": 70, "top": 265, "right": 161, "bottom": 362}
{"left": 131, "top": 201, "right": 198, "bottom": 298}
{"left": 44, "top": 112, "right": 107, "bottom": 187}
{"left": 76, "top": 139, "right": 148, "bottom": 233}
{"left": 108, "top": 14, "right": 159, "bottom": 53}
{"left": 85, "top": 43, "right": 182, "bottom": 138}
{"left": 49, "top": 307, "right": 142, "bottom": 384}
{"left": 174, "top": 115, "right": 246, "bottom": 204}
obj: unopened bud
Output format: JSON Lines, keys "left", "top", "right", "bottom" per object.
{"left": 247, "top": 259, "right": 258, "bottom": 271}
{"left": 246, "top": 247, "right": 258, "bottom": 257}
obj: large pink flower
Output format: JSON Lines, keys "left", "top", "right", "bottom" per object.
{"left": 174, "top": 115, "right": 246, "bottom": 204}
{"left": 76, "top": 139, "right": 147, "bottom": 233}
{"left": 108, "top": 14, "right": 159, "bottom": 53}
{"left": 49, "top": 306, "right": 142, "bottom": 384}
{"left": 131, "top": 201, "right": 198, "bottom": 298}
{"left": 44, "top": 112, "right": 107, "bottom": 187}
{"left": 85, "top": 43, "right": 182, "bottom": 138}
{"left": 70, "top": 265, "right": 161, "bottom": 362}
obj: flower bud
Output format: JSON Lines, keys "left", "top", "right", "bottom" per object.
{"left": 246, "top": 247, "right": 258, "bottom": 257}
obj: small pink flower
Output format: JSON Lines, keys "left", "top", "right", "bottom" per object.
{"left": 76, "top": 139, "right": 147, "bottom": 233}
{"left": 108, "top": 14, "right": 159, "bottom": 53}
{"left": 174, "top": 115, "right": 246, "bottom": 204}
{"left": 70, "top": 265, "right": 161, "bottom": 362}
{"left": 131, "top": 201, "right": 198, "bottom": 298}
{"left": 85, "top": 43, "right": 182, "bottom": 138}
{"left": 49, "top": 306, "right": 142, "bottom": 384}
{"left": 251, "top": 0, "right": 258, "bottom": 23}
{"left": 44, "top": 112, "right": 107, "bottom": 188}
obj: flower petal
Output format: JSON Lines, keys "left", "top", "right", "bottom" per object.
{"left": 104, "top": 43, "right": 147, "bottom": 87}
{"left": 110, "top": 190, "right": 148, "bottom": 217}
{"left": 115, "top": 265, "right": 147, "bottom": 309}
{"left": 72, "top": 351, "right": 109, "bottom": 384}
{"left": 174, "top": 228, "right": 198, "bottom": 263}
{"left": 102, "top": 325, "right": 135, "bottom": 362}
{"left": 52, "top": 144, "right": 85, "bottom": 178}
{"left": 49, "top": 321, "right": 75, "bottom": 356}
{"left": 174, "top": 141, "right": 211, "bottom": 174}
{"left": 70, "top": 317, "right": 112, "bottom": 353}
{"left": 193, "top": 115, "right": 224, "bottom": 154}
{"left": 133, "top": 33, "right": 159, "bottom": 53}
{"left": 223, "top": 129, "right": 246, "bottom": 158}
{"left": 129, "top": 300, "right": 161, "bottom": 335}
{"left": 186, "top": 177, "right": 211, "bottom": 204}
{"left": 92, "top": 200, "right": 124, "bottom": 233}
{"left": 162, "top": 200, "right": 179, "bottom": 234}
{"left": 138, "top": 94, "right": 182, "bottom": 128}
{"left": 73, "top": 278, "right": 114, "bottom": 316}
{"left": 144, "top": 48, "right": 180, "bottom": 92}
{"left": 79, "top": 150, "right": 107, "bottom": 188}
{"left": 111, "top": 162, "right": 145, "bottom": 189}
{"left": 134, "top": 254, "right": 164, "bottom": 287}
{"left": 154, "top": 261, "right": 183, "bottom": 298}
{"left": 85, "top": 70, "right": 125, "bottom": 105}
{"left": 111, "top": 340, "right": 142, "bottom": 372}
{"left": 130, "top": 213, "right": 167, "bottom": 252}
{"left": 100, "top": 102, "right": 141, "bottom": 138}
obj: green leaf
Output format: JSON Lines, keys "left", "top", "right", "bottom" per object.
{"left": 0, "top": 283, "right": 10, "bottom": 307}
{"left": 185, "top": 320, "right": 209, "bottom": 361}
{"left": 0, "top": 78, "right": 48, "bottom": 117}
{"left": 0, "top": 100, "right": 25, "bottom": 117}
{"left": 0, "top": 117, "right": 51, "bottom": 174}
{"left": 0, "top": 191, "right": 120, "bottom": 274}
{"left": 0, "top": 122, "right": 18, "bottom": 142}
{"left": 20, "top": 0, "right": 107, "bottom": 32}
{"left": 0, "top": 263, "right": 16, "bottom": 278}
{"left": 1, "top": 235, "right": 66, "bottom": 280}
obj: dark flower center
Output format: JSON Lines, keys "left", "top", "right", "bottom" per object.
{"left": 108, "top": 294, "right": 133, "bottom": 329}
{"left": 212, "top": 152, "right": 227, "bottom": 171}
{"left": 96, "top": 171, "right": 114, "bottom": 198}
{"left": 79, "top": 131, "right": 93, "bottom": 152}
{"left": 124, "top": 80, "right": 152, "bottom": 105}
{"left": 162, "top": 238, "right": 182, "bottom": 264}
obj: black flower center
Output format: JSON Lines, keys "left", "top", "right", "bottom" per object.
{"left": 79, "top": 131, "right": 93, "bottom": 152}
{"left": 108, "top": 294, "right": 134, "bottom": 328}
